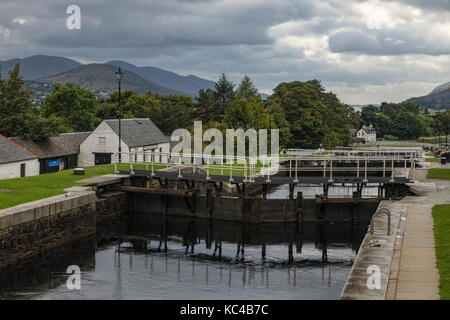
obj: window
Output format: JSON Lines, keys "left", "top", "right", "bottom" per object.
{"left": 99, "top": 137, "right": 106, "bottom": 145}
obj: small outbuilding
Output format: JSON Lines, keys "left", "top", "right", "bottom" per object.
{"left": 78, "top": 118, "right": 171, "bottom": 166}
{"left": 0, "top": 134, "right": 39, "bottom": 180}
{"left": 10, "top": 132, "right": 91, "bottom": 174}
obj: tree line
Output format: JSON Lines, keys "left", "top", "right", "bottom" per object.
{"left": 1, "top": 63, "right": 447, "bottom": 149}
{"left": 360, "top": 102, "right": 447, "bottom": 141}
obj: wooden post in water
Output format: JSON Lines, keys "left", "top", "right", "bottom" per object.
{"left": 288, "top": 242, "right": 293, "bottom": 263}
{"left": 262, "top": 184, "right": 268, "bottom": 200}
{"left": 296, "top": 220, "right": 303, "bottom": 253}
{"left": 261, "top": 243, "right": 266, "bottom": 260}
{"left": 296, "top": 191, "right": 303, "bottom": 223}
{"left": 289, "top": 183, "right": 294, "bottom": 200}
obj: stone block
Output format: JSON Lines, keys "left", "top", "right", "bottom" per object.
{"left": 61, "top": 198, "right": 73, "bottom": 212}
{"left": 34, "top": 205, "right": 50, "bottom": 220}
{"left": 0, "top": 212, "right": 14, "bottom": 229}
{"left": 12, "top": 208, "right": 35, "bottom": 225}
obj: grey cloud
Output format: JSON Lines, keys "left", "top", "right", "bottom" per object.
{"left": 1, "top": 0, "right": 315, "bottom": 49}
{"left": 393, "top": 0, "right": 450, "bottom": 11}
{"left": 328, "top": 28, "right": 450, "bottom": 56}
{"left": 0, "top": 0, "right": 450, "bottom": 104}
{"left": 352, "top": 0, "right": 450, "bottom": 11}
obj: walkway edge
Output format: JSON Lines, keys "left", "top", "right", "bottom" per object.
{"left": 340, "top": 200, "right": 403, "bottom": 299}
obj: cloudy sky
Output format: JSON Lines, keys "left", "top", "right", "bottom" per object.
{"left": 1, "top": 0, "right": 450, "bottom": 104}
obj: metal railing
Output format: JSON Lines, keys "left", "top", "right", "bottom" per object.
{"left": 113, "top": 151, "right": 417, "bottom": 184}
{"left": 370, "top": 207, "right": 391, "bottom": 235}
{"left": 284, "top": 147, "right": 423, "bottom": 160}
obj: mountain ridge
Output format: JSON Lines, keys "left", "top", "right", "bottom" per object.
{"left": 407, "top": 82, "right": 450, "bottom": 110}
{"left": 36, "top": 63, "right": 182, "bottom": 96}
{"left": 0, "top": 55, "right": 82, "bottom": 80}
{"left": 1, "top": 55, "right": 217, "bottom": 98}
{"left": 106, "top": 60, "right": 215, "bottom": 96}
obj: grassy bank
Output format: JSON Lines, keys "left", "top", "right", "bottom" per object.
{"left": 0, "top": 165, "right": 121, "bottom": 210}
{"left": 432, "top": 204, "right": 450, "bottom": 300}
{"left": 0, "top": 160, "right": 276, "bottom": 210}
{"left": 0, "top": 163, "right": 166, "bottom": 210}
{"left": 426, "top": 158, "right": 440, "bottom": 162}
{"left": 427, "top": 169, "right": 450, "bottom": 180}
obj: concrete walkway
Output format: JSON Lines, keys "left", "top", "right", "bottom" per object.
{"left": 386, "top": 201, "right": 440, "bottom": 299}
{"left": 386, "top": 168, "right": 450, "bottom": 300}
{"left": 341, "top": 167, "right": 447, "bottom": 300}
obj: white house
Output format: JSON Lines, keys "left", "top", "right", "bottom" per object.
{"left": 0, "top": 134, "right": 40, "bottom": 180}
{"left": 356, "top": 125, "right": 377, "bottom": 143}
{"left": 78, "top": 118, "right": 171, "bottom": 166}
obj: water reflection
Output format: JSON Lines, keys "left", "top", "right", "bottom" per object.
{"left": 0, "top": 212, "right": 367, "bottom": 300}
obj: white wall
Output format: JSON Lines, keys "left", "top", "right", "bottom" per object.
{"left": 357, "top": 130, "right": 377, "bottom": 143}
{"left": 368, "top": 133, "right": 377, "bottom": 143}
{"left": 0, "top": 159, "right": 39, "bottom": 180}
{"left": 78, "top": 121, "right": 130, "bottom": 166}
{"left": 133, "top": 142, "right": 170, "bottom": 163}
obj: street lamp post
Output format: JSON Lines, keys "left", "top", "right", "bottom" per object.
{"left": 446, "top": 110, "right": 449, "bottom": 149}
{"left": 268, "top": 105, "right": 272, "bottom": 152}
{"left": 115, "top": 67, "right": 124, "bottom": 163}
{"left": 268, "top": 105, "right": 272, "bottom": 130}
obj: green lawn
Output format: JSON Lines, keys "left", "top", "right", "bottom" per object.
{"left": 0, "top": 165, "right": 125, "bottom": 210}
{"left": 432, "top": 204, "right": 450, "bottom": 300}
{"left": 427, "top": 169, "right": 450, "bottom": 180}
{"left": 0, "top": 160, "right": 275, "bottom": 210}
{"left": 0, "top": 163, "right": 168, "bottom": 210}
{"left": 426, "top": 158, "right": 441, "bottom": 162}
{"left": 426, "top": 152, "right": 435, "bottom": 157}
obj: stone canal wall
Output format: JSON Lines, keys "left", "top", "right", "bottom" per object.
{"left": 0, "top": 187, "right": 128, "bottom": 274}
{"left": 340, "top": 200, "right": 403, "bottom": 299}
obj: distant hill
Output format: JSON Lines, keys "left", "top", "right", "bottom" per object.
{"left": 0, "top": 55, "right": 81, "bottom": 80}
{"left": 36, "top": 64, "right": 182, "bottom": 96}
{"left": 107, "top": 60, "right": 215, "bottom": 96}
{"left": 2, "top": 55, "right": 267, "bottom": 100}
{"left": 407, "top": 82, "right": 450, "bottom": 110}
{"left": 431, "top": 82, "right": 450, "bottom": 94}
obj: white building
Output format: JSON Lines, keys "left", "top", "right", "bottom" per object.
{"left": 356, "top": 125, "right": 377, "bottom": 143}
{"left": 79, "top": 118, "right": 171, "bottom": 166}
{"left": 0, "top": 134, "right": 40, "bottom": 180}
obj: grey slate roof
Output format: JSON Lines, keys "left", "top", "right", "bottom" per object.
{"left": 104, "top": 118, "right": 170, "bottom": 148}
{"left": 10, "top": 132, "right": 91, "bottom": 159}
{"left": 0, "top": 134, "right": 37, "bottom": 164}
{"left": 361, "top": 125, "right": 376, "bottom": 134}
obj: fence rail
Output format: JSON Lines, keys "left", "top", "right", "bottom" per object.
{"left": 113, "top": 151, "right": 418, "bottom": 184}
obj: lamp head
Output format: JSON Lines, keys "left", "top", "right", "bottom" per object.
{"left": 115, "top": 67, "right": 124, "bottom": 81}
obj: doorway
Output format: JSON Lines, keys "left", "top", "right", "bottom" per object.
{"left": 94, "top": 153, "right": 112, "bottom": 165}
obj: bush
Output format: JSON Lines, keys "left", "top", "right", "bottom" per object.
{"left": 383, "top": 134, "right": 398, "bottom": 141}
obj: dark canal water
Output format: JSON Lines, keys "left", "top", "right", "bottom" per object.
{"left": 0, "top": 185, "right": 370, "bottom": 300}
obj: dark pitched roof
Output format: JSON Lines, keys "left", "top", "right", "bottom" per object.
{"left": 0, "top": 134, "right": 37, "bottom": 164}
{"left": 104, "top": 118, "right": 170, "bottom": 148}
{"left": 10, "top": 132, "right": 91, "bottom": 159}
{"left": 361, "top": 125, "right": 376, "bottom": 134}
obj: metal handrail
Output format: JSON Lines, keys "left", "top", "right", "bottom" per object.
{"left": 369, "top": 207, "right": 391, "bottom": 235}
{"left": 113, "top": 151, "right": 418, "bottom": 183}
